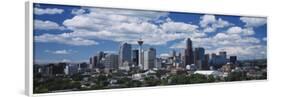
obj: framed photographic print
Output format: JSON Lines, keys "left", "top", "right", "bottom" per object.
{"left": 25, "top": 0, "right": 267, "bottom": 96}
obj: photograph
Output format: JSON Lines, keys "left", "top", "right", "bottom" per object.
{"left": 32, "top": 3, "right": 267, "bottom": 94}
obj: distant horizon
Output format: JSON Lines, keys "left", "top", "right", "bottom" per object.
{"left": 33, "top": 3, "right": 267, "bottom": 64}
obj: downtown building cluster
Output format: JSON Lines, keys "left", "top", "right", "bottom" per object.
{"left": 89, "top": 39, "right": 158, "bottom": 71}
{"left": 89, "top": 38, "right": 238, "bottom": 71}
{"left": 35, "top": 38, "right": 239, "bottom": 77}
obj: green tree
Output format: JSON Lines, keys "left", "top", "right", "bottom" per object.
{"left": 127, "top": 80, "right": 142, "bottom": 87}
{"left": 207, "top": 75, "right": 216, "bottom": 82}
{"left": 169, "top": 74, "right": 188, "bottom": 85}
{"left": 144, "top": 76, "right": 160, "bottom": 86}
{"left": 188, "top": 74, "right": 208, "bottom": 84}
{"left": 225, "top": 71, "right": 246, "bottom": 81}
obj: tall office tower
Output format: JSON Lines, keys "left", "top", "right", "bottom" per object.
{"left": 171, "top": 50, "right": 177, "bottom": 67}
{"left": 64, "top": 64, "right": 79, "bottom": 75}
{"left": 210, "top": 53, "right": 217, "bottom": 66}
{"left": 46, "top": 63, "right": 66, "bottom": 76}
{"left": 97, "top": 51, "right": 105, "bottom": 61}
{"left": 78, "top": 63, "right": 88, "bottom": 72}
{"left": 89, "top": 56, "right": 98, "bottom": 69}
{"left": 181, "top": 49, "right": 186, "bottom": 66}
{"left": 211, "top": 53, "right": 217, "bottom": 58}
{"left": 203, "top": 54, "right": 210, "bottom": 70}
{"left": 89, "top": 57, "right": 93, "bottom": 69}
{"left": 178, "top": 51, "right": 183, "bottom": 68}
{"left": 96, "top": 51, "right": 106, "bottom": 68}
{"left": 219, "top": 51, "right": 227, "bottom": 64}
{"left": 118, "top": 42, "right": 132, "bottom": 70}
{"left": 137, "top": 38, "right": 144, "bottom": 69}
{"left": 144, "top": 48, "right": 156, "bottom": 70}
{"left": 172, "top": 50, "right": 176, "bottom": 58}
{"left": 45, "top": 64, "right": 54, "bottom": 76}
{"left": 185, "top": 38, "right": 194, "bottom": 65}
{"left": 219, "top": 51, "right": 227, "bottom": 59}
{"left": 194, "top": 47, "right": 205, "bottom": 70}
{"left": 178, "top": 52, "right": 181, "bottom": 59}
{"left": 103, "top": 54, "right": 119, "bottom": 69}
{"left": 132, "top": 49, "right": 139, "bottom": 67}
{"left": 93, "top": 56, "right": 98, "bottom": 68}
{"left": 229, "top": 56, "right": 237, "bottom": 64}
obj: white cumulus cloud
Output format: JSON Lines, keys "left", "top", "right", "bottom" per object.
{"left": 226, "top": 26, "right": 255, "bottom": 36}
{"left": 34, "top": 20, "right": 65, "bottom": 30}
{"left": 45, "top": 49, "right": 75, "bottom": 54}
{"left": 34, "top": 7, "right": 266, "bottom": 60}
{"left": 38, "top": 8, "right": 205, "bottom": 46}
{"left": 71, "top": 9, "right": 86, "bottom": 15}
{"left": 199, "top": 14, "right": 232, "bottom": 33}
{"left": 240, "top": 17, "right": 267, "bottom": 27}
{"left": 35, "top": 33, "right": 98, "bottom": 46}
{"left": 34, "top": 7, "right": 64, "bottom": 15}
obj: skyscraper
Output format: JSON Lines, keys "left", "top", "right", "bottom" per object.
{"left": 194, "top": 47, "right": 205, "bottom": 70}
{"left": 185, "top": 38, "right": 194, "bottom": 65}
{"left": 118, "top": 42, "right": 132, "bottom": 70}
{"left": 104, "top": 54, "right": 119, "bottom": 69}
{"left": 203, "top": 54, "right": 210, "bottom": 70}
{"left": 64, "top": 64, "right": 79, "bottom": 75}
{"left": 155, "top": 58, "right": 162, "bottom": 69}
{"left": 89, "top": 56, "right": 98, "bottom": 69}
{"left": 181, "top": 49, "right": 186, "bottom": 66}
{"left": 97, "top": 51, "right": 106, "bottom": 68}
{"left": 219, "top": 51, "right": 227, "bottom": 64}
{"left": 144, "top": 48, "right": 156, "bottom": 70}
{"left": 211, "top": 52, "right": 227, "bottom": 68}
{"left": 137, "top": 38, "right": 144, "bottom": 70}
{"left": 171, "top": 50, "right": 177, "bottom": 67}
{"left": 210, "top": 53, "right": 217, "bottom": 67}
{"left": 89, "top": 57, "right": 93, "bottom": 69}
{"left": 229, "top": 56, "right": 237, "bottom": 64}
{"left": 219, "top": 51, "right": 227, "bottom": 59}
{"left": 132, "top": 49, "right": 139, "bottom": 66}
{"left": 172, "top": 50, "right": 176, "bottom": 58}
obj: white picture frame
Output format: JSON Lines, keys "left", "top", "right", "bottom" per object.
{"left": 25, "top": 0, "right": 267, "bottom": 96}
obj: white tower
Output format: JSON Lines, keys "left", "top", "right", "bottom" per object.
{"left": 137, "top": 38, "right": 144, "bottom": 70}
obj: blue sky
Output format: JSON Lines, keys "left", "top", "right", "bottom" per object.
{"left": 33, "top": 3, "right": 267, "bottom": 64}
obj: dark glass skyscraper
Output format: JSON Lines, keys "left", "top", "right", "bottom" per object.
{"left": 132, "top": 49, "right": 139, "bottom": 66}
{"left": 185, "top": 38, "right": 194, "bottom": 65}
{"left": 118, "top": 42, "right": 132, "bottom": 70}
{"left": 219, "top": 51, "right": 227, "bottom": 64}
{"left": 229, "top": 56, "right": 237, "bottom": 64}
{"left": 203, "top": 54, "right": 210, "bottom": 70}
{"left": 194, "top": 47, "right": 205, "bottom": 69}
{"left": 219, "top": 51, "right": 227, "bottom": 60}
{"left": 96, "top": 51, "right": 106, "bottom": 68}
{"left": 89, "top": 56, "right": 98, "bottom": 69}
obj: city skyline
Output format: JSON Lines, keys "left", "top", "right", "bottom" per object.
{"left": 89, "top": 37, "right": 236, "bottom": 71}
{"left": 33, "top": 3, "right": 267, "bottom": 64}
